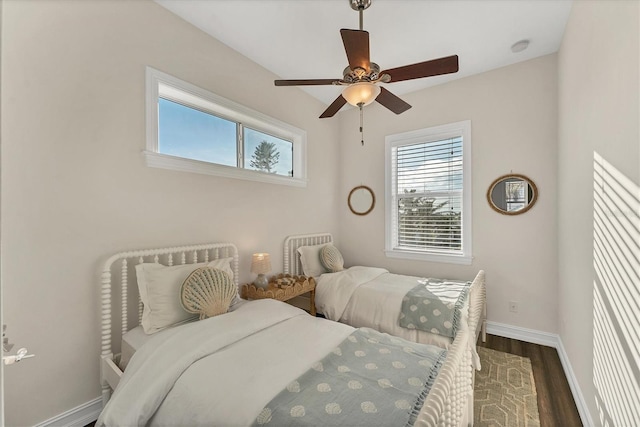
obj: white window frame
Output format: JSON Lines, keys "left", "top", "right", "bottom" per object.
{"left": 385, "top": 120, "right": 472, "bottom": 265}
{"left": 145, "top": 67, "right": 307, "bottom": 187}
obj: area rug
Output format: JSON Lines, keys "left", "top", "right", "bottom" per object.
{"left": 474, "top": 347, "right": 540, "bottom": 427}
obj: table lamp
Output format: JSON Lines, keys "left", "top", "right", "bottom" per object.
{"left": 251, "top": 253, "right": 271, "bottom": 288}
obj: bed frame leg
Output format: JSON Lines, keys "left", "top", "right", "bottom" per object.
{"left": 101, "top": 384, "right": 110, "bottom": 407}
{"left": 482, "top": 319, "right": 487, "bottom": 343}
{"left": 468, "top": 389, "right": 474, "bottom": 426}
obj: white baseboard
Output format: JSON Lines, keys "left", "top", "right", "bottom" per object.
{"left": 555, "top": 337, "right": 595, "bottom": 427}
{"left": 486, "top": 321, "right": 594, "bottom": 427}
{"left": 34, "top": 396, "right": 101, "bottom": 427}
{"left": 486, "top": 320, "right": 559, "bottom": 347}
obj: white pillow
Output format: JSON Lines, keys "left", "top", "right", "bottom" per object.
{"left": 297, "top": 244, "right": 329, "bottom": 277}
{"left": 136, "top": 257, "right": 234, "bottom": 334}
{"left": 207, "top": 257, "right": 235, "bottom": 281}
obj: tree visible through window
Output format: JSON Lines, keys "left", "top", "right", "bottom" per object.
{"left": 243, "top": 127, "right": 293, "bottom": 177}
{"left": 250, "top": 141, "right": 280, "bottom": 173}
{"left": 398, "top": 189, "right": 461, "bottom": 250}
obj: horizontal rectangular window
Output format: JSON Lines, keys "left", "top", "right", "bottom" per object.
{"left": 385, "top": 121, "right": 472, "bottom": 264}
{"left": 145, "top": 67, "right": 306, "bottom": 187}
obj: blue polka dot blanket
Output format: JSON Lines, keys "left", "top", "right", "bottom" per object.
{"left": 253, "top": 327, "right": 446, "bottom": 427}
{"left": 399, "top": 278, "right": 471, "bottom": 338}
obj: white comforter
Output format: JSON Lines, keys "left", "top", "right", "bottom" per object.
{"left": 315, "top": 266, "right": 472, "bottom": 353}
{"left": 97, "top": 299, "right": 353, "bottom": 427}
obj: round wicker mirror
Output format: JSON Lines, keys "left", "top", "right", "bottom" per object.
{"left": 348, "top": 185, "right": 375, "bottom": 216}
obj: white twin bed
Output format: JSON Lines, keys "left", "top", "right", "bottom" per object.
{"left": 98, "top": 241, "right": 478, "bottom": 426}
{"left": 284, "top": 233, "right": 487, "bottom": 351}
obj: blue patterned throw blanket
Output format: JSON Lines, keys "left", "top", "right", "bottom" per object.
{"left": 253, "top": 328, "right": 446, "bottom": 426}
{"left": 399, "top": 278, "right": 471, "bottom": 338}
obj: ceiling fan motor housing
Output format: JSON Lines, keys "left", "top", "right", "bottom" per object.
{"left": 342, "top": 63, "right": 381, "bottom": 83}
{"left": 350, "top": 0, "right": 372, "bottom": 11}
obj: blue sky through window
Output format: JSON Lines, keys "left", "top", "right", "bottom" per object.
{"left": 158, "top": 98, "right": 237, "bottom": 166}
{"left": 158, "top": 98, "right": 293, "bottom": 176}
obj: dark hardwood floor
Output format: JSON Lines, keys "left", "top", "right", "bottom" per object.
{"left": 479, "top": 334, "right": 583, "bottom": 427}
{"left": 87, "top": 334, "right": 583, "bottom": 427}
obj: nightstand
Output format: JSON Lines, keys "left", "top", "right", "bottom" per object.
{"left": 241, "top": 274, "right": 316, "bottom": 316}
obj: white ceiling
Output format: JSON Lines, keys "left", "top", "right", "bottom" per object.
{"left": 156, "top": 0, "right": 572, "bottom": 106}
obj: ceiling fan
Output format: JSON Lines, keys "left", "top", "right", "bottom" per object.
{"left": 274, "top": 0, "right": 459, "bottom": 119}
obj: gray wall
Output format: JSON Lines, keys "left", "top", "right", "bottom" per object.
{"left": 0, "top": 1, "right": 340, "bottom": 425}
{"left": 558, "top": 1, "right": 639, "bottom": 425}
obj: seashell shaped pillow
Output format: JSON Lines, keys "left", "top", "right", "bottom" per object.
{"left": 180, "top": 267, "right": 238, "bottom": 319}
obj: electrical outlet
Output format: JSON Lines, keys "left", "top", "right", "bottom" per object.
{"left": 509, "top": 301, "right": 519, "bottom": 313}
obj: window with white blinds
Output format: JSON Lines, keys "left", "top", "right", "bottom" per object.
{"left": 385, "top": 121, "right": 472, "bottom": 264}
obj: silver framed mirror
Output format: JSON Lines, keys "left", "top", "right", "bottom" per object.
{"left": 348, "top": 185, "right": 376, "bottom": 216}
{"left": 487, "top": 174, "right": 538, "bottom": 215}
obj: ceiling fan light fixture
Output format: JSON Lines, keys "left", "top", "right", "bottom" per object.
{"left": 342, "top": 82, "right": 381, "bottom": 107}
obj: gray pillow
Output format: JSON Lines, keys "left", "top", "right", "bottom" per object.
{"left": 320, "top": 244, "right": 344, "bottom": 272}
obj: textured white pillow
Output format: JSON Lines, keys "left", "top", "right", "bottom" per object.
{"left": 207, "top": 257, "right": 235, "bottom": 281}
{"left": 297, "top": 244, "right": 329, "bottom": 277}
{"left": 136, "top": 257, "right": 234, "bottom": 334}
{"left": 320, "top": 244, "right": 344, "bottom": 272}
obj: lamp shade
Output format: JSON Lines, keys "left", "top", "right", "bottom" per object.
{"left": 342, "top": 82, "right": 381, "bottom": 107}
{"left": 251, "top": 253, "right": 271, "bottom": 275}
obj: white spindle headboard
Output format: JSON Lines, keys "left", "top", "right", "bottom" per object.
{"left": 100, "top": 242, "right": 238, "bottom": 403}
{"left": 283, "top": 233, "right": 333, "bottom": 275}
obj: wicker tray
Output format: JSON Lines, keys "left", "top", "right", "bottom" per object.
{"left": 241, "top": 274, "right": 315, "bottom": 302}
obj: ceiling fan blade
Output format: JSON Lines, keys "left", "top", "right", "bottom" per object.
{"left": 375, "top": 87, "right": 412, "bottom": 114}
{"left": 340, "top": 29, "right": 371, "bottom": 73}
{"left": 275, "top": 79, "right": 340, "bottom": 86}
{"left": 381, "top": 55, "right": 459, "bottom": 83}
{"left": 319, "top": 95, "right": 347, "bottom": 118}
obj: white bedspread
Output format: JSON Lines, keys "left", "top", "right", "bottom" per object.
{"left": 97, "top": 299, "right": 353, "bottom": 427}
{"left": 314, "top": 266, "right": 389, "bottom": 321}
{"left": 315, "top": 267, "right": 475, "bottom": 361}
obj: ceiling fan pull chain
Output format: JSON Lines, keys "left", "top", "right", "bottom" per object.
{"left": 359, "top": 103, "right": 365, "bottom": 145}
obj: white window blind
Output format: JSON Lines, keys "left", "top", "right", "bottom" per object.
{"left": 385, "top": 121, "right": 472, "bottom": 264}
{"left": 395, "top": 136, "right": 463, "bottom": 250}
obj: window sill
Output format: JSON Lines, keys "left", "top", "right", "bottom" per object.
{"left": 384, "top": 249, "right": 473, "bottom": 265}
{"left": 143, "top": 151, "right": 307, "bottom": 188}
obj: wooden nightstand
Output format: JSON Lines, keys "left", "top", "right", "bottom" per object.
{"left": 241, "top": 274, "right": 316, "bottom": 316}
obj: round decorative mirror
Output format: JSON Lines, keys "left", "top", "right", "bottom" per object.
{"left": 348, "top": 185, "right": 376, "bottom": 216}
{"left": 487, "top": 174, "right": 538, "bottom": 215}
